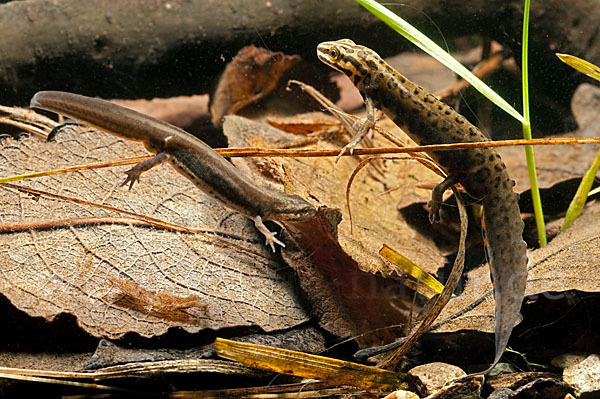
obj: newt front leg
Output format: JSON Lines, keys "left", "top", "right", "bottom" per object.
{"left": 121, "top": 152, "right": 171, "bottom": 190}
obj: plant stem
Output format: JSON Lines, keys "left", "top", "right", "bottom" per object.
{"left": 521, "top": 0, "right": 547, "bottom": 246}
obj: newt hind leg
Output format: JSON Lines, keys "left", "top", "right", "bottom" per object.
{"left": 253, "top": 215, "right": 285, "bottom": 252}
{"left": 428, "top": 174, "right": 459, "bottom": 223}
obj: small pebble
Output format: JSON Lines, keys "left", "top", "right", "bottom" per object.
{"left": 382, "top": 390, "right": 420, "bottom": 399}
{"left": 563, "top": 354, "right": 600, "bottom": 397}
{"left": 409, "top": 362, "right": 466, "bottom": 392}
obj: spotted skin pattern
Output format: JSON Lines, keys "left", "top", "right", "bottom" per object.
{"left": 318, "top": 39, "right": 528, "bottom": 373}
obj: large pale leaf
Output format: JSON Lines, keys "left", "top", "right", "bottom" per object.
{"left": 0, "top": 127, "right": 309, "bottom": 338}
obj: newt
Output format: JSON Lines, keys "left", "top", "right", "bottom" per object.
{"left": 317, "top": 39, "right": 528, "bottom": 373}
{"left": 30, "top": 91, "right": 316, "bottom": 251}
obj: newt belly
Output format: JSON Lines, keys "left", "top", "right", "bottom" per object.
{"left": 317, "top": 39, "right": 528, "bottom": 373}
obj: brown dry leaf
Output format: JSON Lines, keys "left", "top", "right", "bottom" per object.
{"left": 210, "top": 46, "right": 301, "bottom": 127}
{"left": 85, "top": 326, "right": 325, "bottom": 370}
{"left": 223, "top": 115, "right": 446, "bottom": 344}
{"left": 0, "top": 127, "right": 309, "bottom": 338}
{"left": 306, "top": 121, "right": 445, "bottom": 278}
{"left": 0, "top": 352, "right": 92, "bottom": 372}
{"left": 434, "top": 200, "right": 600, "bottom": 334}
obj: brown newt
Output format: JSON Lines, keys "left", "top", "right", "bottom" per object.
{"left": 30, "top": 91, "right": 316, "bottom": 251}
{"left": 317, "top": 39, "right": 528, "bottom": 373}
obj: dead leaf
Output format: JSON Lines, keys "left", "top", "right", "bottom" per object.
{"left": 210, "top": 46, "right": 301, "bottom": 127}
{"left": 232, "top": 115, "right": 446, "bottom": 277}
{"left": 0, "top": 352, "right": 91, "bottom": 373}
{"left": 433, "top": 201, "right": 600, "bottom": 334}
{"left": 487, "top": 372, "right": 573, "bottom": 398}
{"left": 267, "top": 114, "right": 340, "bottom": 135}
{"left": 84, "top": 326, "right": 325, "bottom": 370}
{"left": 214, "top": 338, "right": 416, "bottom": 391}
{"left": 0, "top": 127, "right": 309, "bottom": 338}
{"left": 223, "top": 115, "right": 446, "bottom": 345}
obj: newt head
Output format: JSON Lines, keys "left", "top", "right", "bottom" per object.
{"left": 317, "top": 39, "right": 382, "bottom": 86}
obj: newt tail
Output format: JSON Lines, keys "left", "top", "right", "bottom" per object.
{"left": 317, "top": 39, "right": 528, "bottom": 373}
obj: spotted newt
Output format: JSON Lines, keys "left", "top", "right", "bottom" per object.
{"left": 30, "top": 91, "right": 317, "bottom": 251}
{"left": 317, "top": 39, "right": 528, "bottom": 373}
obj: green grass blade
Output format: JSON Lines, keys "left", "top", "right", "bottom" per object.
{"left": 555, "top": 55, "right": 600, "bottom": 226}
{"left": 521, "top": 0, "right": 546, "bottom": 246}
{"left": 561, "top": 149, "right": 600, "bottom": 231}
{"left": 354, "top": 0, "right": 527, "bottom": 125}
{"left": 556, "top": 53, "right": 600, "bottom": 82}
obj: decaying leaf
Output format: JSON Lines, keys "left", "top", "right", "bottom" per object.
{"left": 0, "top": 127, "right": 309, "bottom": 338}
{"left": 487, "top": 372, "right": 573, "bottom": 398}
{"left": 223, "top": 115, "right": 446, "bottom": 345}
{"left": 214, "top": 338, "right": 417, "bottom": 391}
{"left": 227, "top": 115, "right": 445, "bottom": 277}
{"left": 0, "top": 351, "right": 92, "bottom": 373}
{"left": 210, "top": 46, "right": 301, "bottom": 127}
{"left": 113, "top": 95, "right": 210, "bottom": 130}
{"left": 84, "top": 326, "right": 325, "bottom": 370}
{"left": 434, "top": 201, "right": 600, "bottom": 335}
